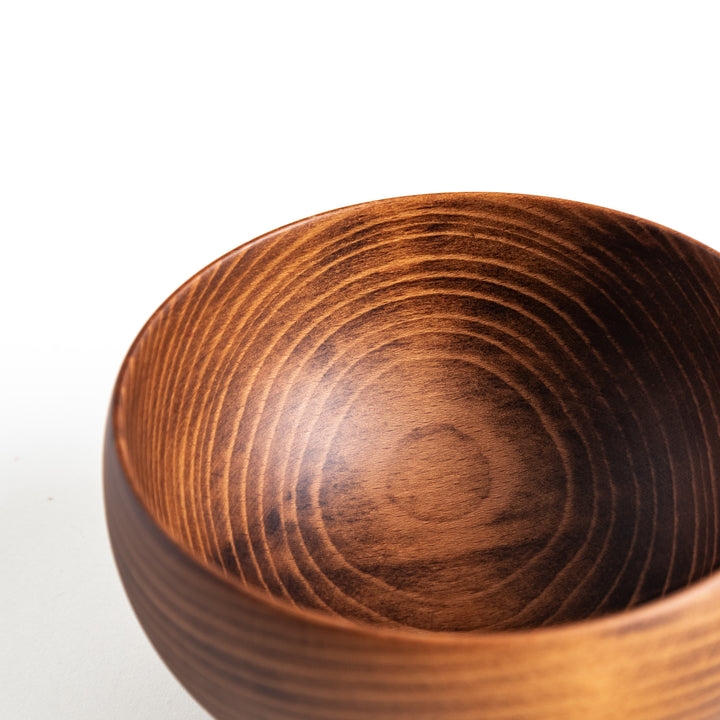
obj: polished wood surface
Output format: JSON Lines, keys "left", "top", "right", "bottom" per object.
{"left": 105, "top": 193, "right": 720, "bottom": 718}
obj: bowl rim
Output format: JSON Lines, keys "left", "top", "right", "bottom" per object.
{"left": 108, "top": 190, "right": 720, "bottom": 645}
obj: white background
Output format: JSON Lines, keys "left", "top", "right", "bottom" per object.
{"left": 1, "top": 2, "right": 718, "bottom": 717}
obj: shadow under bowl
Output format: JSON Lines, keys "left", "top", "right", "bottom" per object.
{"left": 105, "top": 193, "right": 720, "bottom": 719}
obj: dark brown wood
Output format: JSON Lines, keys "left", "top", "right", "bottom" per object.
{"left": 105, "top": 193, "right": 720, "bottom": 718}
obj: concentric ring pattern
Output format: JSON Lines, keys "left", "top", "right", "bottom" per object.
{"left": 115, "top": 193, "right": 720, "bottom": 632}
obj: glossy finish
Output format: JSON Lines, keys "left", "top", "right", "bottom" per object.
{"left": 106, "top": 193, "right": 720, "bottom": 718}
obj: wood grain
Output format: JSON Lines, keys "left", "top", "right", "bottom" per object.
{"left": 105, "top": 193, "right": 720, "bottom": 718}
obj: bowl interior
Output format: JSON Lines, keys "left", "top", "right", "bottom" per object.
{"left": 114, "top": 194, "right": 720, "bottom": 632}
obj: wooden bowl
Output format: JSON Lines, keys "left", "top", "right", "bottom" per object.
{"left": 105, "top": 193, "right": 720, "bottom": 719}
